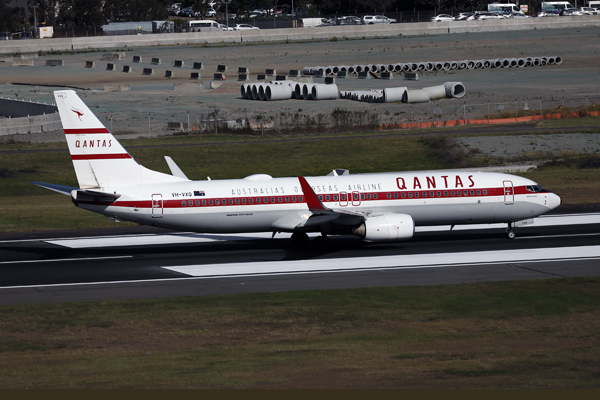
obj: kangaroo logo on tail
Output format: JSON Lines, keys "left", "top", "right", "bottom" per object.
{"left": 71, "top": 107, "right": 84, "bottom": 120}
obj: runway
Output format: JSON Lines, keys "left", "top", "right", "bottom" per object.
{"left": 0, "top": 212, "right": 599, "bottom": 305}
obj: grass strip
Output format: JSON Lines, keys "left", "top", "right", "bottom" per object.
{"left": 0, "top": 277, "right": 599, "bottom": 388}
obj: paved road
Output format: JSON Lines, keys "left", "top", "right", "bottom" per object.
{"left": 0, "top": 211, "right": 598, "bottom": 305}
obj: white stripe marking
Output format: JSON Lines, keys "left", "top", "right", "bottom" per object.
{"left": 163, "top": 246, "right": 600, "bottom": 278}
{"left": 0, "top": 256, "right": 133, "bottom": 265}
{"left": 39, "top": 213, "right": 600, "bottom": 249}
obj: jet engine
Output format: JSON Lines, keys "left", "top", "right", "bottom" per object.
{"left": 352, "top": 213, "right": 415, "bottom": 242}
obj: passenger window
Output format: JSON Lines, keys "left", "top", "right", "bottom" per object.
{"left": 333, "top": 195, "right": 338, "bottom": 201}
{"left": 361, "top": 194, "right": 365, "bottom": 200}
{"left": 483, "top": 190, "right": 487, "bottom": 195}
{"left": 470, "top": 190, "right": 475, "bottom": 196}
{"left": 319, "top": 195, "right": 323, "bottom": 201}
{"left": 464, "top": 190, "right": 468, "bottom": 196}
{"left": 401, "top": 193, "right": 405, "bottom": 198}
{"left": 457, "top": 191, "right": 461, "bottom": 196}
{"left": 215, "top": 199, "right": 220, "bottom": 205}
{"left": 271, "top": 197, "right": 275, "bottom": 203}
{"left": 451, "top": 191, "right": 455, "bottom": 196}
{"left": 436, "top": 191, "right": 441, "bottom": 197}
{"left": 394, "top": 193, "right": 399, "bottom": 199}
{"left": 182, "top": 201, "right": 186, "bottom": 206}
{"left": 444, "top": 191, "right": 448, "bottom": 197}
{"left": 325, "top": 195, "right": 330, "bottom": 201}
{"left": 229, "top": 199, "right": 233, "bottom": 205}
{"left": 278, "top": 197, "right": 282, "bottom": 203}
{"left": 422, "top": 192, "right": 427, "bottom": 198}
{"left": 242, "top": 198, "right": 246, "bottom": 204}
{"left": 195, "top": 200, "right": 200, "bottom": 206}
{"left": 285, "top": 197, "right": 290, "bottom": 202}
{"left": 299, "top": 196, "right": 303, "bottom": 202}
{"left": 188, "top": 200, "right": 193, "bottom": 206}
{"left": 408, "top": 192, "right": 413, "bottom": 198}
{"left": 235, "top": 199, "right": 240, "bottom": 204}
{"left": 202, "top": 200, "right": 206, "bottom": 206}
{"left": 366, "top": 194, "right": 371, "bottom": 200}
{"left": 249, "top": 198, "right": 253, "bottom": 204}
{"left": 387, "top": 193, "right": 391, "bottom": 199}
{"left": 374, "top": 194, "right": 378, "bottom": 199}
{"left": 293, "top": 196, "right": 297, "bottom": 202}
{"left": 415, "top": 192, "right": 419, "bottom": 198}
{"left": 476, "top": 190, "right": 481, "bottom": 196}
{"left": 256, "top": 198, "right": 261, "bottom": 204}
{"left": 209, "top": 200, "right": 213, "bottom": 205}
{"left": 430, "top": 192, "right": 434, "bottom": 197}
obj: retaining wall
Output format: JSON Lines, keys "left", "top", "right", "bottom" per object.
{"left": 0, "top": 98, "right": 58, "bottom": 118}
{"left": 1, "top": 16, "right": 599, "bottom": 55}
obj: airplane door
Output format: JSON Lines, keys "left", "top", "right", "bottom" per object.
{"left": 352, "top": 191, "right": 361, "bottom": 206}
{"left": 152, "top": 194, "right": 163, "bottom": 217}
{"left": 503, "top": 181, "right": 514, "bottom": 205}
{"left": 340, "top": 191, "right": 348, "bottom": 207}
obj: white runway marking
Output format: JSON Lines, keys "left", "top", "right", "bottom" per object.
{"left": 0, "top": 255, "right": 133, "bottom": 265}
{"left": 40, "top": 213, "right": 600, "bottom": 249}
{"left": 164, "top": 246, "right": 600, "bottom": 278}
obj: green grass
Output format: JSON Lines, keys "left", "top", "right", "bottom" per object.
{"left": 0, "top": 277, "right": 599, "bottom": 388}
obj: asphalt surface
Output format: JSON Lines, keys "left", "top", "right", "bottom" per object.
{"left": 0, "top": 209, "right": 598, "bottom": 305}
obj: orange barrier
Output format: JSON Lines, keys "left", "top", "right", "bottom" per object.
{"left": 378, "top": 110, "right": 600, "bottom": 131}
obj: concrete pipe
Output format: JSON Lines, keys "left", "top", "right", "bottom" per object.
{"left": 302, "top": 67, "right": 313, "bottom": 75}
{"left": 424, "top": 85, "right": 447, "bottom": 101}
{"left": 555, "top": 56, "right": 563, "bottom": 65}
{"left": 509, "top": 59, "right": 518, "bottom": 68}
{"left": 302, "top": 83, "right": 316, "bottom": 100}
{"left": 466, "top": 60, "right": 475, "bottom": 69}
{"left": 258, "top": 84, "right": 268, "bottom": 101}
{"left": 458, "top": 61, "right": 467, "bottom": 69}
{"left": 404, "top": 89, "right": 431, "bottom": 103}
{"left": 491, "top": 59, "right": 502, "bottom": 68}
{"left": 394, "top": 64, "right": 404, "bottom": 73}
{"left": 311, "top": 84, "right": 338, "bottom": 101}
{"left": 532, "top": 58, "right": 541, "bottom": 66}
{"left": 444, "top": 82, "right": 466, "bottom": 99}
{"left": 266, "top": 84, "right": 293, "bottom": 101}
{"left": 407, "top": 63, "right": 417, "bottom": 72}
{"left": 426, "top": 62, "right": 435, "bottom": 71}
{"left": 525, "top": 59, "right": 532, "bottom": 67}
{"left": 339, "top": 65, "right": 349, "bottom": 73}
{"left": 450, "top": 61, "right": 459, "bottom": 70}
{"left": 434, "top": 62, "right": 444, "bottom": 71}
{"left": 541, "top": 56, "right": 548, "bottom": 64}
{"left": 292, "top": 83, "right": 303, "bottom": 99}
{"left": 376, "top": 64, "right": 387, "bottom": 72}
{"left": 482, "top": 60, "right": 491, "bottom": 69}
{"left": 347, "top": 66, "right": 356, "bottom": 74}
{"left": 443, "top": 61, "right": 451, "bottom": 70}
{"left": 415, "top": 62, "right": 423, "bottom": 71}
{"left": 501, "top": 59, "right": 510, "bottom": 68}
{"left": 328, "top": 66, "right": 336, "bottom": 75}
{"left": 251, "top": 84, "right": 262, "bottom": 100}
{"left": 517, "top": 58, "right": 526, "bottom": 68}
{"left": 354, "top": 65, "right": 364, "bottom": 73}
{"left": 240, "top": 83, "right": 248, "bottom": 99}
{"left": 540, "top": 58, "right": 547, "bottom": 66}
{"left": 383, "top": 87, "right": 407, "bottom": 103}
{"left": 475, "top": 60, "right": 483, "bottom": 69}
{"left": 401, "top": 64, "right": 410, "bottom": 72}
{"left": 388, "top": 64, "right": 396, "bottom": 72}
{"left": 547, "top": 57, "right": 555, "bottom": 65}
{"left": 367, "top": 64, "right": 377, "bottom": 72}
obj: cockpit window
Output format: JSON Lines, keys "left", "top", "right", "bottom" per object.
{"left": 526, "top": 185, "right": 544, "bottom": 192}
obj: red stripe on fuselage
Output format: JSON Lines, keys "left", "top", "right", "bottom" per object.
{"left": 64, "top": 128, "right": 111, "bottom": 134}
{"left": 71, "top": 154, "right": 132, "bottom": 160}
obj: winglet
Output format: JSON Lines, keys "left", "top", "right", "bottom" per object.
{"left": 298, "top": 176, "right": 329, "bottom": 212}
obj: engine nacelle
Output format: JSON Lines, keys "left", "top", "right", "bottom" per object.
{"left": 353, "top": 213, "right": 415, "bottom": 242}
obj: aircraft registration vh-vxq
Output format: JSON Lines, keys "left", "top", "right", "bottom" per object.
{"left": 33, "top": 90, "right": 561, "bottom": 246}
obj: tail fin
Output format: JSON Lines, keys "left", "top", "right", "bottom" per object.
{"left": 53, "top": 90, "right": 187, "bottom": 189}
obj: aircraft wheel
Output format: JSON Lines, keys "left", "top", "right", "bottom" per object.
{"left": 505, "top": 229, "right": 516, "bottom": 240}
{"left": 291, "top": 232, "right": 309, "bottom": 247}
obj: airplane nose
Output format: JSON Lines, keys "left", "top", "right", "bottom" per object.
{"left": 548, "top": 193, "right": 561, "bottom": 210}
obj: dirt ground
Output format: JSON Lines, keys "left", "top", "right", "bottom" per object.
{"left": 1, "top": 26, "right": 600, "bottom": 137}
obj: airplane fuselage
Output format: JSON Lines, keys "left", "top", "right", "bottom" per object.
{"left": 76, "top": 171, "right": 560, "bottom": 234}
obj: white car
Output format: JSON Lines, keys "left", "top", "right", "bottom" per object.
{"left": 218, "top": 24, "right": 234, "bottom": 31}
{"left": 235, "top": 24, "right": 260, "bottom": 30}
{"left": 361, "top": 15, "right": 392, "bottom": 24}
{"left": 430, "top": 14, "right": 454, "bottom": 22}
{"left": 579, "top": 7, "right": 597, "bottom": 14}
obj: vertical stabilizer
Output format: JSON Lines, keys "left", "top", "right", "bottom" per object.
{"left": 54, "top": 90, "right": 185, "bottom": 189}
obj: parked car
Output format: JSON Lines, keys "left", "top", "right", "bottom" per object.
{"left": 430, "top": 14, "right": 454, "bottom": 22}
{"left": 337, "top": 16, "right": 361, "bottom": 25}
{"left": 361, "top": 15, "right": 393, "bottom": 24}
{"left": 561, "top": 8, "right": 583, "bottom": 15}
{"left": 579, "top": 7, "right": 598, "bottom": 14}
{"left": 474, "top": 11, "right": 506, "bottom": 19}
{"left": 206, "top": 9, "right": 217, "bottom": 17}
{"left": 217, "top": 24, "right": 234, "bottom": 31}
{"left": 454, "top": 12, "right": 474, "bottom": 20}
{"left": 235, "top": 24, "right": 260, "bottom": 30}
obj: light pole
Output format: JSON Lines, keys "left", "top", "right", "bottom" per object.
{"left": 32, "top": 4, "right": 39, "bottom": 37}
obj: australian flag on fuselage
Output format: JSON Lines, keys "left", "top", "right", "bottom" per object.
{"left": 194, "top": 191, "right": 205, "bottom": 196}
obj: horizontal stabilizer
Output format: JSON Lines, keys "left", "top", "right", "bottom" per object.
{"left": 72, "top": 189, "right": 121, "bottom": 203}
{"left": 31, "top": 181, "right": 79, "bottom": 196}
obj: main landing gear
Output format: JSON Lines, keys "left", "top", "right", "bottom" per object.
{"left": 290, "top": 232, "right": 331, "bottom": 249}
{"left": 505, "top": 224, "right": 516, "bottom": 240}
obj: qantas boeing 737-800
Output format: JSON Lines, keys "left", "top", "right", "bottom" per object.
{"left": 32, "top": 90, "right": 561, "bottom": 246}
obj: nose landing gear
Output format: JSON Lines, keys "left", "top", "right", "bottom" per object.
{"left": 505, "top": 224, "right": 516, "bottom": 240}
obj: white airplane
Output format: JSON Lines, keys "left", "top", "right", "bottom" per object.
{"left": 33, "top": 90, "right": 561, "bottom": 246}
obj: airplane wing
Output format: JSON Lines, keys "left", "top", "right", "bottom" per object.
{"left": 297, "top": 176, "right": 367, "bottom": 225}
